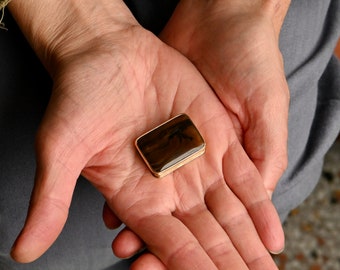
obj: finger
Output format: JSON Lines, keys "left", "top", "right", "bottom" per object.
{"left": 244, "top": 79, "right": 289, "bottom": 197}
{"left": 10, "top": 126, "right": 87, "bottom": 263}
{"left": 174, "top": 204, "right": 248, "bottom": 269}
{"left": 103, "top": 202, "right": 122, "bottom": 229}
{"left": 131, "top": 252, "right": 167, "bottom": 270}
{"left": 112, "top": 227, "right": 145, "bottom": 259}
{"left": 205, "top": 181, "right": 279, "bottom": 269}
{"left": 223, "top": 141, "right": 285, "bottom": 254}
{"left": 126, "top": 214, "right": 218, "bottom": 270}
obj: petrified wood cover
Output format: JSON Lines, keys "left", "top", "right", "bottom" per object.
{"left": 135, "top": 114, "right": 206, "bottom": 177}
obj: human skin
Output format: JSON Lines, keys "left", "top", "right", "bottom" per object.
{"left": 160, "top": 0, "right": 291, "bottom": 199}
{"left": 107, "top": 0, "right": 291, "bottom": 267}
{"left": 9, "top": 0, "right": 284, "bottom": 269}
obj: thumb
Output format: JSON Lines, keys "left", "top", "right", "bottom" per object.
{"left": 11, "top": 122, "right": 87, "bottom": 263}
{"left": 244, "top": 82, "right": 289, "bottom": 199}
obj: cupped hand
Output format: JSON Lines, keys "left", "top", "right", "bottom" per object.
{"left": 160, "top": 0, "right": 290, "bottom": 199}
{"left": 10, "top": 10, "right": 282, "bottom": 270}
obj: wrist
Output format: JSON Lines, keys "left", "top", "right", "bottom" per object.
{"left": 8, "top": 0, "right": 138, "bottom": 73}
{"left": 178, "top": 0, "right": 290, "bottom": 37}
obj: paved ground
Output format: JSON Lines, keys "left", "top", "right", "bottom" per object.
{"left": 273, "top": 138, "right": 340, "bottom": 270}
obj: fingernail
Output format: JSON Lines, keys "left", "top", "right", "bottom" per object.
{"left": 269, "top": 247, "right": 285, "bottom": 255}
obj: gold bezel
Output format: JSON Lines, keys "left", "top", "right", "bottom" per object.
{"left": 135, "top": 114, "right": 206, "bottom": 178}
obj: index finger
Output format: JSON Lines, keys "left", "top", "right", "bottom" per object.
{"left": 223, "top": 140, "right": 285, "bottom": 254}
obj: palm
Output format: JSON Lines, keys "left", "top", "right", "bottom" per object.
{"left": 13, "top": 26, "right": 281, "bottom": 269}
{"left": 161, "top": 3, "right": 290, "bottom": 199}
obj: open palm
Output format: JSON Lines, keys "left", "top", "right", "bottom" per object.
{"left": 11, "top": 25, "right": 282, "bottom": 269}
{"left": 160, "top": 1, "right": 290, "bottom": 199}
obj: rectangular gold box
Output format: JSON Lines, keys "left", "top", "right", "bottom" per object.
{"left": 135, "top": 114, "right": 206, "bottom": 178}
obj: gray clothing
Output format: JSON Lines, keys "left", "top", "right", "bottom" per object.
{"left": 273, "top": 0, "right": 340, "bottom": 220}
{"left": 0, "top": 0, "right": 339, "bottom": 269}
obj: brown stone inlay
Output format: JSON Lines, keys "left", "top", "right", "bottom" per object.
{"left": 136, "top": 114, "right": 205, "bottom": 177}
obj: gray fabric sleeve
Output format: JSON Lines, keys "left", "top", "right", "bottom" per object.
{"left": 273, "top": 0, "right": 340, "bottom": 221}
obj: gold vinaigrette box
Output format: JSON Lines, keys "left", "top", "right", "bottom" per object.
{"left": 135, "top": 114, "right": 206, "bottom": 178}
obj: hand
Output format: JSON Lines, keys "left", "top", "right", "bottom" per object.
{"left": 11, "top": 25, "right": 282, "bottom": 270}
{"left": 9, "top": 1, "right": 283, "bottom": 269}
{"left": 160, "top": 0, "right": 290, "bottom": 198}
{"left": 109, "top": 1, "right": 289, "bottom": 265}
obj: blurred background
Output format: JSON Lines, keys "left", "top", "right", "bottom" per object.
{"left": 274, "top": 138, "right": 340, "bottom": 270}
{"left": 273, "top": 42, "right": 340, "bottom": 270}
